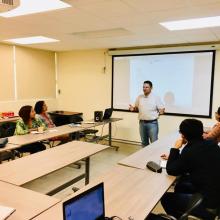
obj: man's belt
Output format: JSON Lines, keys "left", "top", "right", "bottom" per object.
{"left": 140, "top": 119, "right": 157, "bottom": 123}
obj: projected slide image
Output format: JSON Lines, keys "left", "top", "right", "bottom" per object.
{"left": 113, "top": 51, "right": 214, "bottom": 116}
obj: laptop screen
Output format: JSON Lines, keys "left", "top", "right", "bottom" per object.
{"left": 63, "top": 183, "right": 105, "bottom": 220}
{"left": 102, "top": 108, "right": 112, "bottom": 120}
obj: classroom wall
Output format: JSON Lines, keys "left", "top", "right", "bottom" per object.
{"left": 56, "top": 50, "right": 111, "bottom": 118}
{"left": 0, "top": 43, "right": 58, "bottom": 114}
{"left": 1, "top": 42, "right": 219, "bottom": 143}
{"left": 57, "top": 49, "right": 220, "bottom": 143}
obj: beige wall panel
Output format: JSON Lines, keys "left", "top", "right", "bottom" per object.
{"left": 57, "top": 50, "right": 111, "bottom": 119}
{"left": 0, "top": 44, "right": 14, "bottom": 101}
{"left": 16, "top": 46, "right": 56, "bottom": 99}
{"left": 0, "top": 98, "right": 58, "bottom": 115}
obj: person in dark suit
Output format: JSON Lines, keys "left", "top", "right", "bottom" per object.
{"left": 147, "top": 118, "right": 220, "bottom": 220}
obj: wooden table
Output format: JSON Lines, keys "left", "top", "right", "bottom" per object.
{"left": 0, "top": 118, "right": 121, "bottom": 163}
{"left": 82, "top": 118, "right": 122, "bottom": 150}
{"left": 0, "top": 181, "right": 59, "bottom": 220}
{"left": 118, "top": 131, "right": 179, "bottom": 170}
{"left": 0, "top": 141, "right": 109, "bottom": 195}
{"left": 7, "top": 118, "right": 122, "bottom": 147}
{"left": 7, "top": 124, "right": 95, "bottom": 146}
{"left": 0, "top": 116, "right": 19, "bottom": 124}
{"left": 0, "top": 143, "right": 20, "bottom": 153}
{"left": 33, "top": 165, "right": 175, "bottom": 220}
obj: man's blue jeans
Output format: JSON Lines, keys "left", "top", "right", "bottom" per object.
{"left": 139, "top": 120, "right": 158, "bottom": 147}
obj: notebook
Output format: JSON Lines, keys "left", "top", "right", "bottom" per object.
{"left": 0, "top": 205, "right": 15, "bottom": 220}
{"left": 63, "top": 183, "right": 105, "bottom": 220}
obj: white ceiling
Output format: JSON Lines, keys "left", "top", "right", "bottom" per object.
{"left": 1, "top": 0, "right": 220, "bottom": 51}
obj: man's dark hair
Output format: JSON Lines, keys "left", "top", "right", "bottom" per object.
{"left": 34, "top": 101, "right": 44, "bottom": 114}
{"left": 217, "top": 107, "right": 220, "bottom": 115}
{"left": 179, "top": 118, "right": 203, "bottom": 141}
{"left": 144, "top": 80, "right": 153, "bottom": 88}
{"left": 19, "top": 105, "right": 32, "bottom": 125}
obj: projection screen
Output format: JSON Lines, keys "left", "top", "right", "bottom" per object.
{"left": 112, "top": 51, "right": 215, "bottom": 117}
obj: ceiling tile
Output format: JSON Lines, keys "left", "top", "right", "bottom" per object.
{"left": 174, "top": 29, "right": 218, "bottom": 42}
{"left": 73, "top": 0, "right": 138, "bottom": 18}
{"left": 121, "top": 0, "right": 187, "bottom": 12}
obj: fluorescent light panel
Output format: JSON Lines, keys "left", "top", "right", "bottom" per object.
{"left": 0, "top": 0, "right": 71, "bottom": 17}
{"left": 160, "top": 16, "right": 220, "bottom": 30}
{"left": 4, "top": 36, "right": 59, "bottom": 45}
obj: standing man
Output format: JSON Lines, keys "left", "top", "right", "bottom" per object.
{"left": 129, "top": 81, "right": 165, "bottom": 147}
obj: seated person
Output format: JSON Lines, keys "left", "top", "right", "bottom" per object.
{"left": 34, "top": 101, "right": 55, "bottom": 128}
{"left": 147, "top": 119, "right": 220, "bottom": 220}
{"left": 15, "top": 105, "right": 46, "bottom": 154}
{"left": 34, "top": 101, "right": 69, "bottom": 143}
{"left": 203, "top": 106, "right": 220, "bottom": 143}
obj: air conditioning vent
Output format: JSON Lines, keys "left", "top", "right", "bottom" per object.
{"left": 0, "top": 0, "right": 20, "bottom": 12}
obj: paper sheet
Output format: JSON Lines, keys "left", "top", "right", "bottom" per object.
{"left": 0, "top": 205, "right": 15, "bottom": 220}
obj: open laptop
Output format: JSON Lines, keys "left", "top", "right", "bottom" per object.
{"left": 102, "top": 108, "right": 113, "bottom": 120}
{"left": 63, "top": 183, "right": 106, "bottom": 220}
{"left": 82, "top": 108, "right": 112, "bottom": 124}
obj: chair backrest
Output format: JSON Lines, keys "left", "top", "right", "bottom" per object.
{"left": 216, "top": 206, "right": 220, "bottom": 220}
{"left": 179, "top": 193, "right": 203, "bottom": 220}
{"left": 0, "top": 125, "right": 5, "bottom": 138}
{"left": 0, "top": 122, "right": 16, "bottom": 138}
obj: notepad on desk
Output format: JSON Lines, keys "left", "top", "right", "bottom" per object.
{"left": 0, "top": 205, "right": 15, "bottom": 220}
{"left": 68, "top": 123, "right": 81, "bottom": 127}
{"left": 160, "top": 160, "right": 167, "bottom": 168}
{"left": 49, "top": 129, "right": 58, "bottom": 133}
{"left": 82, "top": 121, "right": 95, "bottom": 124}
{"left": 30, "top": 131, "right": 44, "bottom": 134}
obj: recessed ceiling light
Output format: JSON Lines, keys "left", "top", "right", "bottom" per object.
{"left": 3, "top": 36, "right": 59, "bottom": 45}
{"left": 0, "top": 0, "right": 71, "bottom": 18}
{"left": 160, "top": 16, "right": 220, "bottom": 30}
